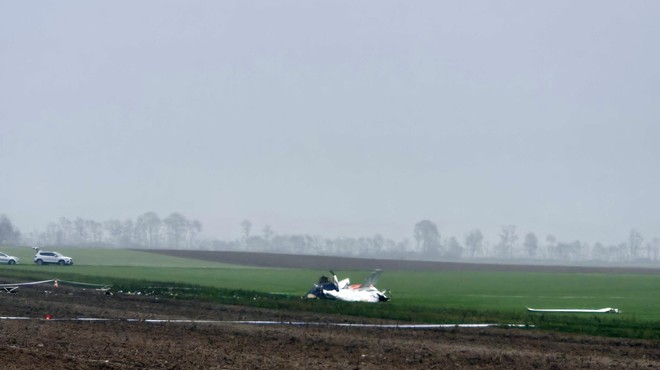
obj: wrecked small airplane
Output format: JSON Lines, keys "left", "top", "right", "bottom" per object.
{"left": 304, "top": 270, "right": 389, "bottom": 303}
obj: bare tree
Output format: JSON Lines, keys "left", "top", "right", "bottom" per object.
{"left": 445, "top": 236, "right": 463, "bottom": 259}
{"left": 396, "top": 238, "right": 411, "bottom": 257}
{"left": 628, "top": 229, "right": 643, "bottom": 260}
{"left": 496, "top": 225, "right": 518, "bottom": 258}
{"left": 163, "top": 212, "right": 189, "bottom": 248}
{"left": 464, "top": 229, "right": 484, "bottom": 258}
{"left": 240, "top": 220, "right": 252, "bottom": 242}
{"left": 544, "top": 235, "right": 557, "bottom": 259}
{"left": 262, "top": 225, "right": 274, "bottom": 242}
{"left": 86, "top": 219, "right": 104, "bottom": 244}
{"left": 59, "top": 217, "right": 73, "bottom": 245}
{"left": 121, "top": 219, "right": 135, "bottom": 246}
{"left": 647, "top": 237, "right": 660, "bottom": 261}
{"left": 188, "top": 220, "right": 202, "bottom": 248}
{"left": 414, "top": 220, "right": 442, "bottom": 256}
{"left": 523, "top": 232, "right": 538, "bottom": 259}
{"left": 104, "top": 219, "right": 123, "bottom": 246}
{"left": 370, "top": 234, "right": 385, "bottom": 255}
{"left": 591, "top": 242, "right": 608, "bottom": 261}
{"left": 137, "top": 212, "right": 161, "bottom": 248}
{"left": 74, "top": 217, "right": 87, "bottom": 244}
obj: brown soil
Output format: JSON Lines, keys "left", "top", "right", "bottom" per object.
{"left": 146, "top": 249, "right": 660, "bottom": 274}
{"left": 1, "top": 251, "right": 659, "bottom": 369}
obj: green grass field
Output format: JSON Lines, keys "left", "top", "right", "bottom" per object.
{"left": 1, "top": 246, "right": 659, "bottom": 339}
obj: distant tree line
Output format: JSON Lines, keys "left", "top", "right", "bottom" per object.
{"left": 11, "top": 212, "right": 202, "bottom": 249}
{"left": 207, "top": 219, "right": 660, "bottom": 264}
{"left": 2, "top": 213, "right": 659, "bottom": 264}
{"left": 407, "top": 220, "right": 659, "bottom": 263}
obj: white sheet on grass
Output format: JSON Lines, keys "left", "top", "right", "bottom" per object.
{"left": 527, "top": 307, "right": 620, "bottom": 313}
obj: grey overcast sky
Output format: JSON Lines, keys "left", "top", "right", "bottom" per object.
{"left": 1, "top": 1, "right": 659, "bottom": 244}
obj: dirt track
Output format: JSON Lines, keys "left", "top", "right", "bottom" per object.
{"left": 1, "top": 251, "right": 659, "bottom": 369}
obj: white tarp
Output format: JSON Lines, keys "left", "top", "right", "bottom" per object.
{"left": 527, "top": 307, "right": 620, "bottom": 313}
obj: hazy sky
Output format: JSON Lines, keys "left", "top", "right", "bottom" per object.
{"left": 2, "top": 1, "right": 659, "bottom": 244}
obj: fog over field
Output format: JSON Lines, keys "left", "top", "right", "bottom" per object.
{"left": 1, "top": 1, "right": 659, "bottom": 251}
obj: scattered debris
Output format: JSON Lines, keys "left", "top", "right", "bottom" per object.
{"left": 527, "top": 307, "right": 621, "bottom": 314}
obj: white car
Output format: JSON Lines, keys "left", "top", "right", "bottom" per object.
{"left": 34, "top": 251, "right": 74, "bottom": 266}
{"left": 0, "top": 252, "right": 20, "bottom": 265}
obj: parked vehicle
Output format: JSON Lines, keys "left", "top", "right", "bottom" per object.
{"left": 34, "top": 251, "right": 73, "bottom": 265}
{"left": 0, "top": 252, "right": 20, "bottom": 265}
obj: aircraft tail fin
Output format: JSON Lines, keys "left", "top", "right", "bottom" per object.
{"left": 359, "top": 269, "right": 382, "bottom": 289}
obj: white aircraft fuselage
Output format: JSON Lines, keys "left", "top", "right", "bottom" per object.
{"left": 305, "top": 270, "right": 389, "bottom": 303}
